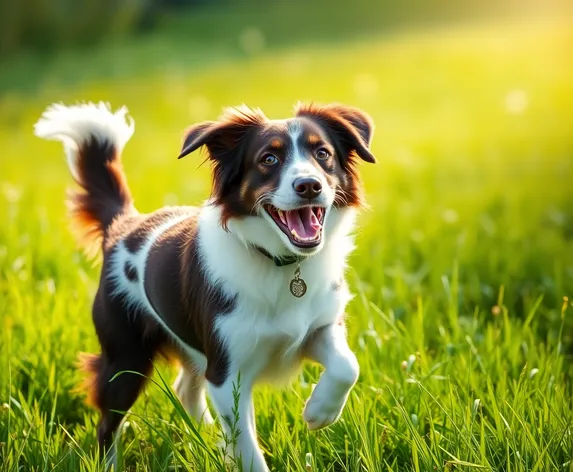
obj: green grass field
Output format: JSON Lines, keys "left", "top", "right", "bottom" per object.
{"left": 1, "top": 9, "right": 572, "bottom": 472}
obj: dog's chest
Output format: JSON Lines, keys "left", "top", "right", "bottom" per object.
{"left": 215, "top": 283, "right": 349, "bottom": 383}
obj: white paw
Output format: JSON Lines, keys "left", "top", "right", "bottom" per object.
{"left": 303, "top": 388, "right": 348, "bottom": 431}
{"left": 216, "top": 438, "right": 269, "bottom": 472}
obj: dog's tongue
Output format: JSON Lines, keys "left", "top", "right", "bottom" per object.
{"left": 285, "top": 207, "right": 321, "bottom": 240}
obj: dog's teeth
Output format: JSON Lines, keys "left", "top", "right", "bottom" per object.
{"left": 291, "top": 229, "right": 299, "bottom": 239}
{"left": 278, "top": 210, "right": 286, "bottom": 224}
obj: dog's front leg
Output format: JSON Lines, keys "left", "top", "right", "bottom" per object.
{"left": 208, "top": 375, "right": 268, "bottom": 472}
{"left": 302, "top": 322, "right": 360, "bottom": 430}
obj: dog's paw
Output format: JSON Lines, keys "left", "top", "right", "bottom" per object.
{"left": 303, "top": 388, "right": 348, "bottom": 431}
{"left": 303, "top": 363, "right": 358, "bottom": 431}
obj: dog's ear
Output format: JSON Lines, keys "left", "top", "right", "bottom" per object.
{"left": 178, "top": 121, "right": 216, "bottom": 159}
{"left": 178, "top": 105, "right": 267, "bottom": 199}
{"left": 178, "top": 105, "right": 267, "bottom": 161}
{"left": 295, "top": 103, "right": 376, "bottom": 165}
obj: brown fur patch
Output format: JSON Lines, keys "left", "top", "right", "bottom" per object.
{"left": 144, "top": 211, "right": 235, "bottom": 386}
{"left": 75, "top": 352, "right": 102, "bottom": 408}
{"left": 307, "top": 134, "right": 320, "bottom": 145}
{"left": 116, "top": 207, "right": 190, "bottom": 253}
{"left": 270, "top": 139, "right": 283, "bottom": 149}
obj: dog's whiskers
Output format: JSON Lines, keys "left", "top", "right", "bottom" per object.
{"left": 334, "top": 189, "right": 351, "bottom": 207}
{"left": 252, "top": 193, "right": 271, "bottom": 214}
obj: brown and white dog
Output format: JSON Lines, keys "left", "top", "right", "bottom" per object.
{"left": 34, "top": 101, "right": 376, "bottom": 471}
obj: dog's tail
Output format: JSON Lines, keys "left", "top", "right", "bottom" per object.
{"left": 34, "top": 102, "right": 136, "bottom": 255}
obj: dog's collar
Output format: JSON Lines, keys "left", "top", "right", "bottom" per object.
{"left": 253, "top": 246, "right": 309, "bottom": 297}
{"left": 254, "top": 246, "right": 306, "bottom": 267}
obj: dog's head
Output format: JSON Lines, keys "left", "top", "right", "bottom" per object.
{"left": 179, "top": 103, "right": 376, "bottom": 256}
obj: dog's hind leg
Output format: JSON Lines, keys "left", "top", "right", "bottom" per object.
{"left": 81, "top": 292, "right": 164, "bottom": 468}
{"left": 173, "top": 364, "right": 214, "bottom": 425}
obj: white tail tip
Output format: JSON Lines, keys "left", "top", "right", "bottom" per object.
{"left": 34, "top": 101, "right": 135, "bottom": 181}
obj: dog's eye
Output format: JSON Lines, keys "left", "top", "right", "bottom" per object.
{"left": 316, "top": 148, "right": 331, "bottom": 160}
{"left": 261, "top": 154, "right": 279, "bottom": 166}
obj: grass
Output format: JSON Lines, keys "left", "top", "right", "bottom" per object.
{"left": 1, "top": 7, "right": 573, "bottom": 471}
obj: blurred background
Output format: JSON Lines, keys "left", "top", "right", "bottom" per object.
{"left": 1, "top": 0, "right": 573, "bottom": 468}
{"left": 0, "top": 0, "right": 572, "bottom": 58}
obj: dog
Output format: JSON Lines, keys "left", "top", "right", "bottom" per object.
{"left": 34, "top": 101, "right": 376, "bottom": 471}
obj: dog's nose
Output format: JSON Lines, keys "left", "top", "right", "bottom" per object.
{"left": 293, "top": 177, "right": 322, "bottom": 199}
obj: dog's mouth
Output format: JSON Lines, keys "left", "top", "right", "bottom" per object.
{"left": 265, "top": 205, "right": 325, "bottom": 248}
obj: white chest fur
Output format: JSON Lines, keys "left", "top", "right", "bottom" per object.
{"left": 198, "top": 204, "right": 356, "bottom": 384}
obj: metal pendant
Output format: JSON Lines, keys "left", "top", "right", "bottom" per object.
{"left": 290, "top": 263, "right": 307, "bottom": 298}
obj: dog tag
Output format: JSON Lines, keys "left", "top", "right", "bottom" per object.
{"left": 290, "top": 264, "right": 307, "bottom": 298}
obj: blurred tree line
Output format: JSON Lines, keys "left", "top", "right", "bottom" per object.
{"left": 0, "top": 0, "right": 212, "bottom": 58}
{"left": 1, "top": 0, "right": 569, "bottom": 59}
